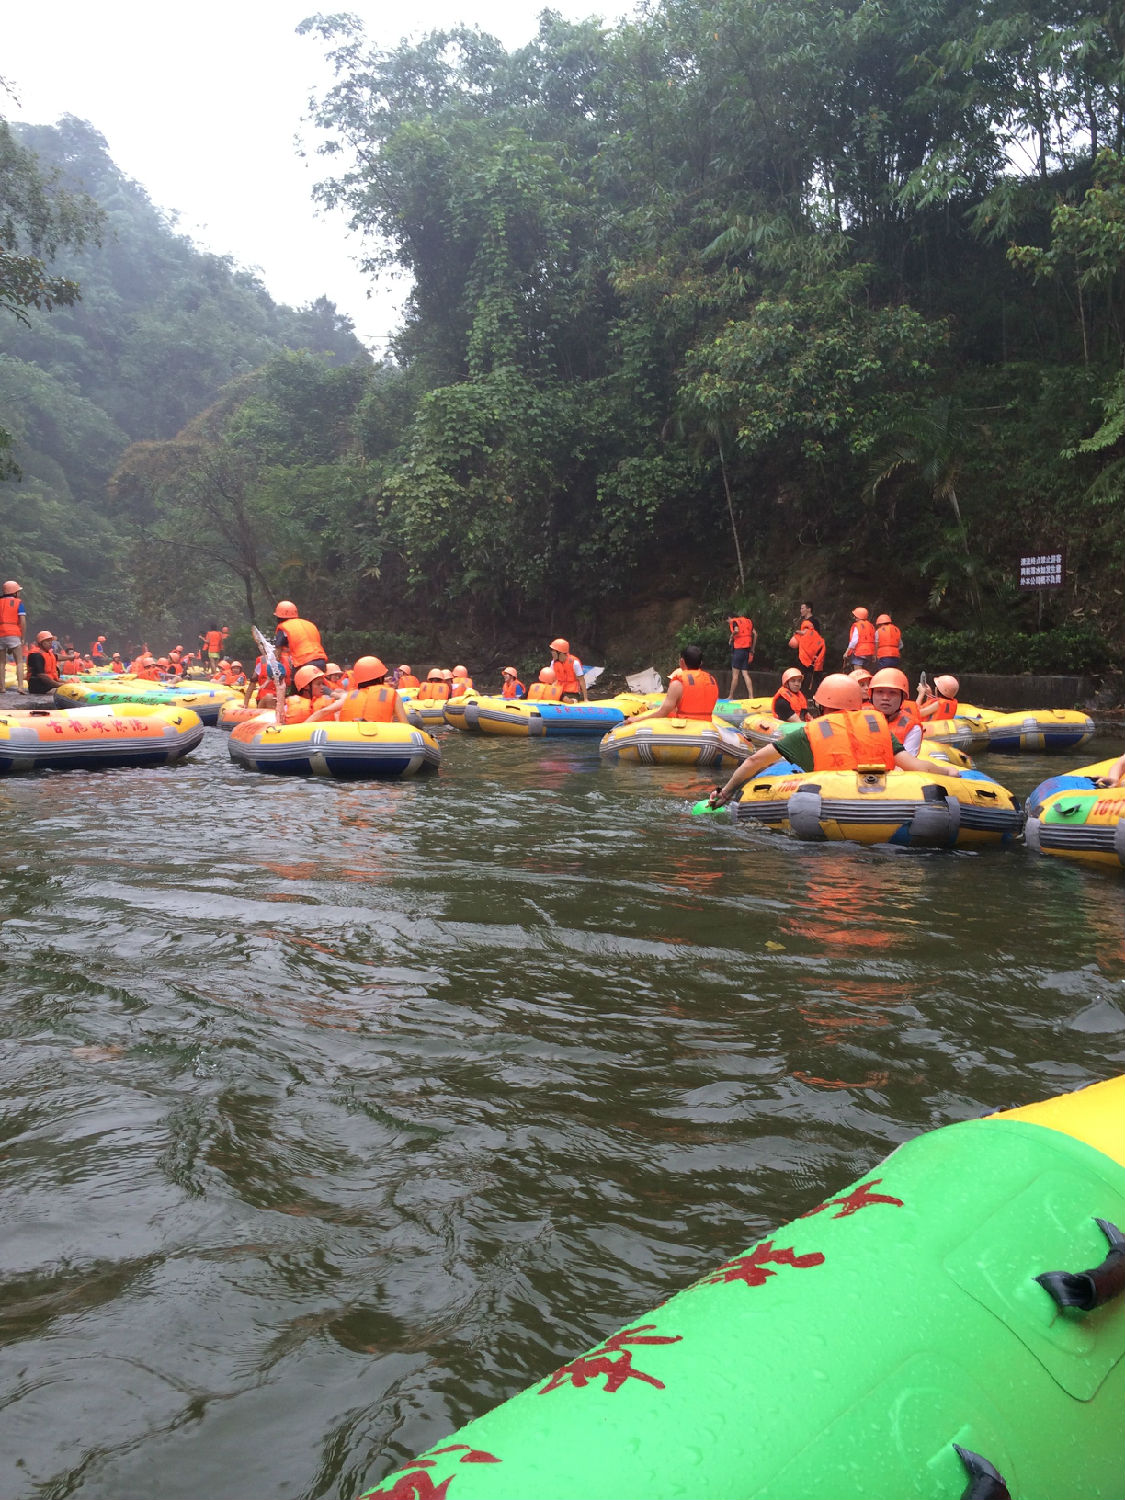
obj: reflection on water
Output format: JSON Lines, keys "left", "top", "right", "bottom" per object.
{"left": 0, "top": 732, "right": 1122, "bottom": 1498}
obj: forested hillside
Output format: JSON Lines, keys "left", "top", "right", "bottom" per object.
{"left": 3, "top": 1, "right": 1123, "bottom": 671}
{"left": 0, "top": 117, "right": 366, "bottom": 634}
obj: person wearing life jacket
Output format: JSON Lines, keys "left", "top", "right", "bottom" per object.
{"left": 918, "top": 674, "right": 960, "bottom": 721}
{"left": 788, "top": 602, "right": 826, "bottom": 697}
{"left": 500, "top": 666, "right": 525, "bottom": 699}
{"left": 199, "top": 624, "right": 224, "bottom": 667}
{"left": 632, "top": 645, "right": 720, "bottom": 723}
{"left": 771, "top": 668, "right": 810, "bottom": 723}
{"left": 25, "top": 630, "right": 60, "bottom": 695}
{"left": 228, "top": 660, "right": 246, "bottom": 687}
{"left": 0, "top": 580, "right": 26, "bottom": 692}
{"left": 133, "top": 654, "right": 160, "bottom": 681}
{"left": 869, "top": 668, "right": 923, "bottom": 756}
{"left": 89, "top": 635, "right": 107, "bottom": 662}
{"left": 245, "top": 654, "right": 278, "bottom": 708}
{"left": 313, "top": 655, "right": 412, "bottom": 725}
{"left": 727, "top": 613, "right": 757, "bottom": 699}
{"left": 58, "top": 651, "right": 83, "bottom": 677}
{"left": 281, "top": 665, "right": 337, "bottom": 723}
{"left": 843, "top": 607, "right": 876, "bottom": 671}
{"left": 527, "top": 666, "right": 563, "bottom": 701}
{"left": 110, "top": 652, "right": 126, "bottom": 674}
{"left": 273, "top": 600, "right": 327, "bottom": 685}
{"left": 874, "top": 613, "right": 902, "bottom": 669}
{"left": 849, "top": 666, "right": 873, "bottom": 703}
{"left": 548, "top": 638, "right": 587, "bottom": 701}
{"left": 322, "top": 663, "right": 348, "bottom": 696}
{"left": 397, "top": 664, "right": 420, "bottom": 690}
{"left": 708, "top": 673, "right": 960, "bottom": 807}
{"left": 450, "top": 665, "right": 474, "bottom": 696}
{"left": 416, "top": 669, "right": 451, "bottom": 701}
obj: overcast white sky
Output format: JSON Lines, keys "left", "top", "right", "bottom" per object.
{"left": 4, "top": 0, "right": 617, "bottom": 351}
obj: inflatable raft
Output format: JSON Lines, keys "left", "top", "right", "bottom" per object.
{"left": 599, "top": 717, "right": 748, "bottom": 768}
{"left": 217, "top": 700, "right": 271, "bottom": 730}
{"left": 228, "top": 719, "right": 440, "bottom": 778}
{"left": 1025, "top": 759, "right": 1124, "bottom": 870}
{"left": 978, "top": 708, "right": 1095, "bottom": 754}
{"left": 712, "top": 695, "right": 771, "bottom": 728}
{"left": 712, "top": 764, "right": 1021, "bottom": 846}
{"left": 450, "top": 697, "right": 642, "bottom": 737}
{"left": 0, "top": 703, "right": 204, "bottom": 773}
{"left": 54, "top": 678, "right": 238, "bottom": 725}
{"left": 357, "top": 1075, "right": 1125, "bottom": 1500}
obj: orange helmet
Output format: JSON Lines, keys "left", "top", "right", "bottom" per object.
{"left": 274, "top": 600, "right": 298, "bottom": 619}
{"left": 294, "top": 664, "right": 325, "bottom": 691}
{"left": 814, "top": 673, "right": 863, "bottom": 711}
{"left": 325, "top": 662, "right": 343, "bottom": 676}
{"left": 849, "top": 666, "right": 872, "bottom": 684}
{"left": 851, "top": 607, "right": 869, "bottom": 621}
{"left": 399, "top": 664, "right": 411, "bottom": 673}
{"left": 231, "top": 660, "right": 242, "bottom": 669}
{"left": 875, "top": 613, "right": 892, "bottom": 626}
{"left": 870, "top": 668, "right": 909, "bottom": 694}
{"left": 440, "top": 669, "right": 453, "bottom": 680}
{"left": 157, "top": 657, "right": 170, "bottom": 667}
{"left": 352, "top": 655, "right": 387, "bottom": 685}
{"left": 549, "top": 637, "right": 569, "bottom": 653}
{"left": 426, "top": 669, "right": 442, "bottom": 680}
{"left": 502, "top": 666, "right": 518, "bottom": 676}
{"left": 781, "top": 668, "right": 803, "bottom": 686}
{"left": 36, "top": 630, "right": 52, "bottom": 643}
{"left": 539, "top": 666, "right": 557, "bottom": 684}
{"left": 935, "top": 674, "right": 959, "bottom": 698}
{"left": 452, "top": 664, "right": 468, "bottom": 677}
{"left": 3, "top": 580, "right": 21, "bottom": 594}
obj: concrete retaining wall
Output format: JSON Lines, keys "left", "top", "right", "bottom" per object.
{"left": 957, "top": 673, "right": 1094, "bottom": 710}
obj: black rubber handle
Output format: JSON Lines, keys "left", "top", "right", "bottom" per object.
{"left": 954, "top": 1444, "right": 1011, "bottom": 1500}
{"left": 1036, "top": 1218, "right": 1125, "bottom": 1312}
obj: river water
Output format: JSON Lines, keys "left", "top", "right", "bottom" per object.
{"left": 1, "top": 727, "right": 1122, "bottom": 1499}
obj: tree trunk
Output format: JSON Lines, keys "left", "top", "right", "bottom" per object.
{"left": 717, "top": 437, "right": 745, "bottom": 589}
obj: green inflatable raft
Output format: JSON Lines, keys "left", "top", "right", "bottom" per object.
{"left": 359, "top": 1077, "right": 1125, "bottom": 1500}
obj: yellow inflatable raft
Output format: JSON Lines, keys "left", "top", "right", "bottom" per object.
{"left": 719, "top": 764, "right": 1021, "bottom": 846}
{"left": 228, "top": 718, "right": 440, "bottom": 778}
{"left": 1026, "top": 760, "right": 1124, "bottom": 870}
{"left": 449, "top": 696, "right": 646, "bottom": 737}
{"left": 978, "top": 708, "right": 1096, "bottom": 754}
{"left": 54, "top": 678, "right": 239, "bottom": 724}
{"left": 600, "top": 716, "right": 748, "bottom": 767}
{"left": 0, "top": 703, "right": 204, "bottom": 773}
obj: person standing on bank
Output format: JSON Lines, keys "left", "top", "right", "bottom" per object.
{"left": 874, "top": 612, "right": 903, "bottom": 670}
{"left": 789, "top": 602, "right": 826, "bottom": 699}
{"left": 843, "top": 607, "right": 876, "bottom": 672}
{"left": 0, "top": 580, "right": 26, "bottom": 693}
{"left": 727, "top": 612, "right": 757, "bottom": 699}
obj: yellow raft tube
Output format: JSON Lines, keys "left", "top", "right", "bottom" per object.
{"left": 228, "top": 718, "right": 440, "bottom": 778}
{"left": 600, "top": 716, "right": 748, "bottom": 768}
{"left": 0, "top": 703, "right": 204, "bottom": 772}
{"left": 723, "top": 763, "right": 1021, "bottom": 846}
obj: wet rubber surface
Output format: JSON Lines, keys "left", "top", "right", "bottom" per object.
{"left": 1, "top": 729, "right": 1122, "bottom": 1498}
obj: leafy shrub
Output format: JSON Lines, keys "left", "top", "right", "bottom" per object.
{"left": 904, "top": 623, "right": 1113, "bottom": 676}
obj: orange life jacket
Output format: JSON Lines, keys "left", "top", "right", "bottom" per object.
{"left": 772, "top": 685, "right": 808, "bottom": 720}
{"left": 728, "top": 616, "right": 753, "bottom": 649}
{"left": 283, "top": 695, "right": 318, "bottom": 723}
{"left": 929, "top": 697, "right": 959, "bottom": 720}
{"left": 90, "top": 640, "right": 105, "bottom": 657}
{"left": 278, "top": 618, "right": 326, "bottom": 670}
{"left": 789, "top": 620, "right": 825, "bottom": 670}
{"left": 528, "top": 683, "right": 563, "bottom": 701}
{"left": 0, "top": 596, "right": 22, "bottom": 632}
{"left": 339, "top": 684, "right": 397, "bottom": 723}
{"left": 32, "top": 646, "right": 59, "bottom": 678}
{"left": 889, "top": 699, "right": 923, "bottom": 740}
{"left": 417, "top": 681, "right": 451, "bottom": 701}
{"left": 501, "top": 678, "right": 525, "bottom": 699}
{"left": 60, "top": 659, "right": 82, "bottom": 676}
{"left": 451, "top": 678, "right": 473, "bottom": 696}
{"left": 204, "top": 630, "right": 223, "bottom": 653}
{"left": 111, "top": 660, "right": 125, "bottom": 673}
{"left": 398, "top": 673, "right": 420, "bottom": 689}
{"left": 135, "top": 664, "right": 159, "bottom": 680}
{"left": 806, "top": 709, "right": 896, "bottom": 773}
{"left": 552, "top": 653, "right": 581, "bottom": 694}
{"left": 851, "top": 619, "right": 876, "bottom": 657}
{"left": 672, "top": 668, "right": 719, "bottom": 719}
{"left": 875, "top": 623, "right": 902, "bottom": 658}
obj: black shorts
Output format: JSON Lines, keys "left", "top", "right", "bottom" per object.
{"left": 730, "top": 647, "right": 753, "bottom": 670}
